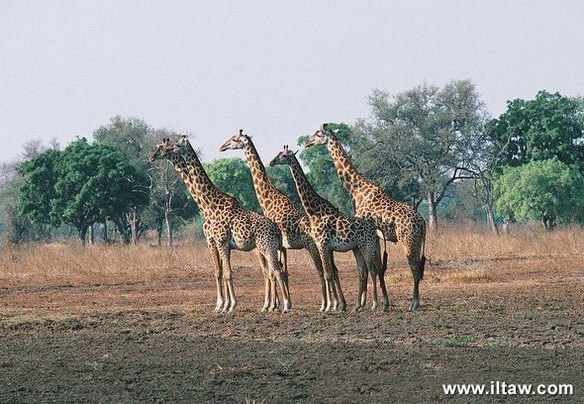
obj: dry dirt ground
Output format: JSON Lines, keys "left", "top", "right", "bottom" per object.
{"left": 1, "top": 248, "right": 583, "bottom": 403}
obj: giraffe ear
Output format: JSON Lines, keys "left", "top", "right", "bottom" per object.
{"left": 293, "top": 150, "right": 299, "bottom": 156}
{"left": 333, "top": 129, "right": 340, "bottom": 134}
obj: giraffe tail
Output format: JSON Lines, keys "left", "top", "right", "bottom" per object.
{"left": 419, "top": 238, "right": 426, "bottom": 281}
{"left": 382, "top": 236, "right": 388, "bottom": 274}
{"left": 279, "top": 247, "right": 288, "bottom": 274}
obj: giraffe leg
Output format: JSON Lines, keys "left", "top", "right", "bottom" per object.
{"left": 329, "top": 276, "right": 340, "bottom": 312}
{"left": 266, "top": 250, "right": 291, "bottom": 313}
{"left": 255, "top": 251, "right": 272, "bottom": 312}
{"left": 352, "top": 250, "right": 368, "bottom": 312}
{"left": 306, "top": 244, "right": 327, "bottom": 311}
{"left": 366, "top": 247, "right": 382, "bottom": 312}
{"left": 369, "top": 263, "right": 379, "bottom": 312}
{"left": 408, "top": 253, "right": 423, "bottom": 311}
{"left": 208, "top": 244, "right": 225, "bottom": 312}
{"left": 272, "top": 248, "right": 288, "bottom": 311}
{"left": 378, "top": 262, "right": 390, "bottom": 312}
{"left": 270, "top": 271, "right": 279, "bottom": 311}
{"left": 321, "top": 249, "right": 338, "bottom": 312}
{"left": 331, "top": 259, "right": 347, "bottom": 311}
{"left": 218, "top": 245, "right": 237, "bottom": 313}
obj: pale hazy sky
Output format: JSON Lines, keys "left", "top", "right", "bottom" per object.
{"left": 2, "top": 0, "right": 583, "bottom": 164}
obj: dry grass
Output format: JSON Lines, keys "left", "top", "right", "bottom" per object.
{"left": 428, "top": 225, "right": 584, "bottom": 260}
{"left": 1, "top": 225, "right": 583, "bottom": 289}
{"left": 0, "top": 241, "right": 209, "bottom": 288}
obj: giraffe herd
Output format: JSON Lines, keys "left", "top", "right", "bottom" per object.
{"left": 149, "top": 124, "right": 427, "bottom": 314}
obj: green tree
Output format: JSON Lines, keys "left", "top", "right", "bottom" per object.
{"left": 18, "top": 138, "right": 150, "bottom": 245}
{"left": 94, "top": 116, "right": 154, "bottom": 243}
{"left": 94, "top": 116, "right": 152, "bottom": 167}
{"left": 1, "top": 175, "right": 50, "bottom": 243}
{"left": 487, "top": 91, "right": 584, "bottom": 172}
{"left": 297, "top": 123, "right": 353, "bottom": 214}
{"left": 355, "top": 80, "right": 489, "bottom": 230}
{"left": 94, "top": 118, "right": 197, "bottom": 245}
{"left": 204, "top": 157, "right": 260, "bottom": 212}
{"left": 494, "top": 159, "right": 584, "bottom": 229}
{"left": 1, "top": 141, "right": 62, "bottom": 243}
{"left": 17, "top": 149, "right": 61, "bottom": 227}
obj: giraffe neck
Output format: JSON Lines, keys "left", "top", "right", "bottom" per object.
{"left": 327, "top": 136, "right": 368, "bottom": 194}
{"left": 243, "top": 140, "right": 282, "bottom": 210}
{"left": 286, "top": 154, "right": 336, "bottom": 218}
{"left": 171, "top": 144, "right": 231, "bottom": 217}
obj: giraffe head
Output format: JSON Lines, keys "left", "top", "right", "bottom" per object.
{"left": 219, "top": 129, "right": 251, "bottom": 152}
{"left": 268, "top": 145, "right": 297, "bottom": 167}
{"left": 304, "top": 123, "right": 337, "bottom": 148}
{"left": 148, "top": 135, "right": 189, "bottom": 162}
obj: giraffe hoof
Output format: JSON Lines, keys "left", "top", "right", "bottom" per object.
{"left": 282, "top": 300, "right": 291, "bottom": 312}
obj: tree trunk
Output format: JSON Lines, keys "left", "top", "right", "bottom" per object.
{"left": 165, "top": 210, "right": 173, "bottom": 248}
{"left": 130, "top": 209, "right": 138, "bottom": 245}
{"left": 79, "top": 226, "right": 88, "bottom": 247}
{"left": 102, "top": 221, "right": 109, "bottom": 244}
{"left": 486, "top": 204, "right": 499, "bottom": 235}
{"left": 89, "top": 225, "right": 95, "bottom": 245}
{"left": 427, "top": 195, "right": 438, "bottom": 232}
{"left": 164, "top": 192, "right": 174, "bottom": 248}
{"left": 542, "top": 214, "right": 556, "bottom": 231}
{"left": 115, "top": 218, "right": 130, "bottom": 244}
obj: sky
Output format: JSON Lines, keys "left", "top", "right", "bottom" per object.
{"left": 2, "top": 0, "right": 584, "bottom": 164}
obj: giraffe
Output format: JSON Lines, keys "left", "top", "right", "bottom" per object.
{"left": 269, "top": 145, "right": 389, "bottom": 312}
{"left": 149, "top": 136, "right": 291, "bottom": 313}
{"left": 305, "top": 124, "right": 427, "bottom": 311}
{"left": 219, "top": 129, "right": 338, "bottom": 311}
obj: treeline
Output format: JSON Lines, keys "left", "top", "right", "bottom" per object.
{"left": 1, "top": 80, "right": 583, "bottom": 245}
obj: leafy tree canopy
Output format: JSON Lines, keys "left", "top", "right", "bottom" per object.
{"left": 94, "top": 116, "right": 154, "bottom": 170}
{"left": 204, "top": 157, "right": 260, "bottom": 212}
{"left": 297, "top": 122, "right": 353, "bottom": 214}
{"left": 17, "top": 148, "right": 62, "bottom": 226}
{"left": 487, "top": 91, "right": 584, "bottom": 172}
{"left": 494, "top": 158, "right": 584, "bottom": 228}
{"left": 18, "top": 138, "right": 150, "bottom": 244}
